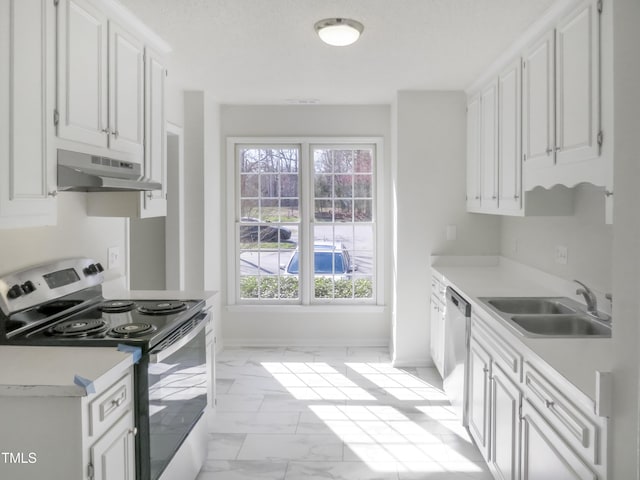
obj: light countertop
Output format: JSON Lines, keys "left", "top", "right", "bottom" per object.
{"left": 0, "top": 346, "right": 134, "bottom": 397}
{"left": 431, "top": 256, "right": 612, "bottom": 404}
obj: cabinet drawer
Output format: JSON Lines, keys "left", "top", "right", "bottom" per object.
{"left": 523, "top": 361, "right": 601, "bottom": 465}
{"left": 472, "top": 314, "right": 522, "bottom": 382}
{"left": 88, "top": 373, "right": 133, "bottom": 439}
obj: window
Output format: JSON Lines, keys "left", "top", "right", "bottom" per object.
{"left": 229, "top": 138, "right": 381, "bottom": 305}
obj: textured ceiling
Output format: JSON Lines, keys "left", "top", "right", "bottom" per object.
{"left": 118, "top": 0, "right": 557, "bottom": 104}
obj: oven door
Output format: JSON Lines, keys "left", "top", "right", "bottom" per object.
{"left": 146, "top": 311, "right": 209, "bottom": 480}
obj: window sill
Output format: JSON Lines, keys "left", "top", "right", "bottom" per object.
{"left": 226, "top": 304, "right": 387, "bottom": 315}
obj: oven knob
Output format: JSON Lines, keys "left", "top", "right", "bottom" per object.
{"left": 21, "top": 281, "right": 36, "bottom": 294}
{"left": 95, "top": 262, "right": 104, "bottom": 272}
{"left": 7, "top": 284, "right": 24, "bottom": 299}
{"left": 84, "top": 264, "right": 99, "bottom": 275}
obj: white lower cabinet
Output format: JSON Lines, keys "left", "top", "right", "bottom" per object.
{"left": 468, "top": 336, "right": 491, "bottom": 461}
{"left": 469, "top": 310, "right": 608, "bottom": 480}
{"left": 521, "top": 399, "right": 596, "bottom": 480}
{"left": 490, "top": 363, "right": 521, "bottom": 480}
{"left": 0, "top": 369, "right": 135, "bottom": 479}
{"left": 429, "top": 275, "right": 446, "bottom": 376}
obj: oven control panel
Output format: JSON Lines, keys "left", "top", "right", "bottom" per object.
{"left": 0, "top": 258, "right": 104, "bottom": 316}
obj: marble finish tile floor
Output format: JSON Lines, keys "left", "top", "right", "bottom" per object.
{"left": 196, "top": 347, "right": 492, "bottom": 480}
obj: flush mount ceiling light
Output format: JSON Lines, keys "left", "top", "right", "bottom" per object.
{"left": 314, "top": 18, "right": 364, "bottom": 47}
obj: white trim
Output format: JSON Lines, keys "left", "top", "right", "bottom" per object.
{"left": 166, "top": 122, "right": 185, "bottom": 290}
{"left": 226, "top": 304, "right": 386, "bottom": 314}
{"left": 226, "top": 136, "right": 385, "bottom": 307}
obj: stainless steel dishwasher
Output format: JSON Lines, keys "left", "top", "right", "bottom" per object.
{"left": 443, "top": 286, "right": 472, "bottom": 426}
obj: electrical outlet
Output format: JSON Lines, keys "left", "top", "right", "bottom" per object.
{"left": 554, "top": 245, "right": 568, "bottom": 265}
{"left": 107, "top": 246, "right": 120, "bottom": 269}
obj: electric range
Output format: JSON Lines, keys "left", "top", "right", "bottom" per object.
{"left": 0, "top": 258, "right": 211, "bottom": 480}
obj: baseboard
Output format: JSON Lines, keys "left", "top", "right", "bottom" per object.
{"left": 392, "top": 357, "right": 433, "bottom": 368}
{"left": 222, "top": 337, "right": 390, "bottom": 348}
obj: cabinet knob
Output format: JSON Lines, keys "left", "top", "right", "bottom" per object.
{"left": 545, "top": 399, "right": 554, "bottom": 408}
{"left": 545, "top": 148, "right": 553, "bottom": 155}
{"left": 101, "top": 128, "right": 110, "bottom": 134}
{"left": 128, "top": 427, "right": 138, "bottom": 436}
{"left": 604, "top": 190, "right": 614, "bottom": 198}
{"left": 112, "top": 130, "right": 120, "bottom": 139}
{"left": 146, "top": 192, "right": 153, "bottom": 199}
{"left": 112, "top": 397, "right": 124, "bottom": 407}
{"left": 492, "top": 195, "right": 497, "bottom": 200}
{"left": 47, "top": 190, "right": 58, "bottom": 198}
{"left": 514, "top": 194, "right": 520, "bottom": 200}
{"left": 475, "top": 196, "right": 480, "bottom": 200}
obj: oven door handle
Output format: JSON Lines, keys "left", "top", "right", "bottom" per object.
{"left": 149, "top": 311, "right": 209, "bottom": 364}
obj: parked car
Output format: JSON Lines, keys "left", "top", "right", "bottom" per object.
{"left": 283, "top": 242, "right": 357, "bottom": 277}
{"left": 239, "top": 217, "right": 292, "bottom": 242}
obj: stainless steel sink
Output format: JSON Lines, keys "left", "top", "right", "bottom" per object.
{"left": 486, "top": 297, "right": 575, "bottom": 315}
{"left": 510, "top": 314, "right": 611, "bottom": 337}
{"left": 478, "top": 296, "right": 612, "bottom": 338}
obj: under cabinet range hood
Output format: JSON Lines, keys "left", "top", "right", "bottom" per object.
{"left": 57, "top": 149, "right": 161, "bottom": 192}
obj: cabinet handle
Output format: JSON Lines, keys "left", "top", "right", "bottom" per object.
{"left": 475, "top": 196, "right": 480, "bottom": 200}
{"left": 128, "top": 427, "right": 138, "bottom": 436}
{"left": 604, "top": 190, "right": 614, "bottom": 198}
{"left": 112, "top": 130, "right": 120, "bottom": 139}
{"left": 47, "top": 190, "right": 58, "bottom": 198}
{"left": 492, "top": 195, "right": 497, "bottom": 200}
{"left": 101, "top": 128, "right": 110, "bottom": 134}
{"left": 545, "top": 399, "right": 555, "bottom": 408}
{"left": 146, "top": 192, "right": 153, "bottom": 199}
{"left": 111, "top": 397, "right": 124, "bottom": 407}
{"left": 555, "top": 146, "right": 561, "bottom": 152}
{"left": 514, "top": 194, "right": 520, "bottom": 200}
{"left": 545, "top": 148, "right": 553, "bottom": 155}
{"left": 483, "top": 367, "right": 489, "bottom": 374}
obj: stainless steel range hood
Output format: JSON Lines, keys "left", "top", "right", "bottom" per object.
{"left": 57, "top": 149, "right": 161, "bottom": 192}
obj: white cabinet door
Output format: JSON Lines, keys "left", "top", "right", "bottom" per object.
{"left": 91, "top": 413, "right": 136, "bottom": 480}
{"left": 466, "top": 95, "right": 482, "bottom": 210}
{"left": 429, "top": 297, "right": 444, "bottom": 377}
{"left": 108, "top": 22, "right": 144, "bottom": 156}
{"left": 468, "top": 337, "right": 491, "bottom": 461}
{"left": 480, "top": 81, "right": 498, "bottom": 210}
{"left": 522, "top": 31, "right": 555, "bottom": 170}
{"left": 57, "top": 0, "right": 108, "bottom": 148}
{"left": 498, "top": 60, "right": 522, "bottom": 214}
{"left": 490, "top": 363, "right": 521, "bottom": 480}
{"left": 0, "top": 0, "right": 56, "bottom": 228}
{"left": 141, "top": 47, "right": 167, "bottom": 218}
{"left": 555, "top": 0, "right": 600, "bottom": 165}
{"left": 521, "top": 399, "right": 597, "bottom": 480}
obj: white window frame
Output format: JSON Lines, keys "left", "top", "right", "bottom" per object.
{"left": 226, "top": 137, "right": 385, "bottom": 308}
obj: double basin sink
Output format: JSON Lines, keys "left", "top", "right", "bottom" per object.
{"left": 478, "top": 297, "right": 611, "bottom": 338}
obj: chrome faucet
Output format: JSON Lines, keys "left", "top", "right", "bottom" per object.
{"left": 574, "top": 280, "right": 598, "bottom": 316}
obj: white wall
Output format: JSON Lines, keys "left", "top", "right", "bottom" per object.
{"left": 0, "top": 193, "right": 128, "bottom": 277}
{"left": 392, "top": 91, "right": 501, "bottom": 365}
{"left": 220, "top": 105, "right": 392, "bottom": 346}
{"left": 129, "top": 217, "right": 166, "bottom": 289}
{"left": 500, "top": 185, "right": 613, "bottom": 295}
{"left": 609, "top": 0, "right": 640, "bottom": 476}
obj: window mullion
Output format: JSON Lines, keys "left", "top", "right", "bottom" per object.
{"left": 300, "top": 143, "right": 312, "bottom": 305}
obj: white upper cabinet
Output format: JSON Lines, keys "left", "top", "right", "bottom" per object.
{"left": 141, "top": 47, "right": 167, "bottom": 218}
{"left": 523, "top": 0, "right": 603, "bottom": 190}
{"left": 522, "top": 31, "right": 555, "bottom": 170}
{"left": 57, "top": 0, "right": 109, "bottom": 148}
{"left": 555, "top": 0, "right": 600, "bottom": 165}
{"left": 498, "top": 60, "right": 523, "bottom": 214}
{"left": 0, "top": 0, "right": 57, "bottom": 229}
{"left": 57, "top": 0, "right": 145, "bottom": 160}
{"left": 466, "top": 95, "right": 482, "bottom": 210}
{"left": 480, "top": 81, "right": 499, "bottom": 211}
{"left": 109, "top": 22, "right": 144, "bottom": 156}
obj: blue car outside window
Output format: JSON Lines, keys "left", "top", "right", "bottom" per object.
{"left": 287, "top": 251, "right": 346, "bottom": 274}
